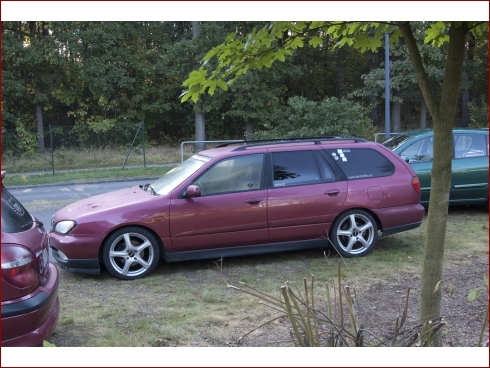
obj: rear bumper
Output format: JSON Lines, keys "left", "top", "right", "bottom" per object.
{"left": 2, "top": 263, "right": 60, "bottom": 347}
{"left": 374, "top": 203, "right": 425, "bottom": 235}
{"left": 382, "top": 221, "right": 423, "bottom": 236}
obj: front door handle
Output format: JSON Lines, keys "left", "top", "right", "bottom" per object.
{"left": 245, "top": 198, "right": 262, "bottom": 204}
{"left": 324, "top": 189, "right": 340, "bottom": 196}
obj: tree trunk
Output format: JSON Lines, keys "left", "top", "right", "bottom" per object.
{"left": 461, "top": 74, "right": 470, "bottom": 127}
{"left": 368, "top": 51, "right": 381, "bottom": 127}
{"left": 245, "top": 104, "right": 254, "bottom": 141}
{"left": 245, "top": 121, "right": 254, "bottom": 141}
{"left": 192, "top": 21, "right": 206, "bottom": 150}
{"left": 398, "top": 21, "right": 469, "bottom": 346}
{"left": 337, "top": 47, "right": 345, "bottom": 99}
{"left": 420, "top": 99, "right": 427, "bottom": 129}
{"left": 391, "top": 91, "right": 401, "bottom": 132}
{"left": 30, "top": 22, "right": 45, "bottom": 154}
{"left": 194, "top": 109, "right": 206, "bottom": 151}
{"left": 35, "top": 86, "right": 45, "bottom": 153}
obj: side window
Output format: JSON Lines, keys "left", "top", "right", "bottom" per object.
{"left": 454, "top": 134, "right": 488, "bottom": 158}
{"left": 400, "top": 137, "right": 434, "bottom": 163}
{"left": 192, "top": 154, "right": 263, "bottom": 195}
{"left": 271, "top": 151, "right": 322, "bottom": 187}
{"left": 326, "top": 148, "right": 395, "bottom": 180}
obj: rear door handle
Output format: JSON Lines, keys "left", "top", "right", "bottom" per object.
{"left": 324, "top": 189, "right": 340, "bottom": 196}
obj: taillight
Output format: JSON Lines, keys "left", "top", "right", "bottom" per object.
{"left": 412, "top": 176, "right": 421, "bottom": 195}
{"left": 2, "top": 244, "right": 39, "bottom": 289}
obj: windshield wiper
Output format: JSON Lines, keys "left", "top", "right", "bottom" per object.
{"left": 142, "top": 183, "right": 157, "bottom": 195}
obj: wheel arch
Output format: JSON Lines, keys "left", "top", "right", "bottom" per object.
{"left": 330, "top": 207, "right": 382, "bottom": 235}
{"left": 97, "top": 224, "right": 165, "bottom": 264}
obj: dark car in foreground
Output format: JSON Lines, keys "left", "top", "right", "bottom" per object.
{"left": 382, "top": 128, "right": 488, "bottom": 206}
{"left": 2, "top": 171, "right": 60, "bottom": 346}
{"left": 50, "top": 137, "right": 425, "bottom": 280}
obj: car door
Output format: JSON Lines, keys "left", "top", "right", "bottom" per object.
{"left": 267, "top": 149, "right": 347, "bottom": 242}
{"left": 451, "top": 133, "right": 489, "bottom": 203}
{"left": 399, "top": 136, "right": 433, "bottom": 203}
{"left": 168, "top": 153, "right": 269, "bottom": 252}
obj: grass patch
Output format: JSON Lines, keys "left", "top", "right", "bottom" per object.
{"left": 1, "top": 146, "right": 182, "bottom": 173}
{"left": 7, "top": 146, "right": 487, "bottom": 348}
{"left": 2, "top": 166, "right": 173, "bottom": 187}
{"left": 48, "top": 207, "right": 488, "bottom": 347}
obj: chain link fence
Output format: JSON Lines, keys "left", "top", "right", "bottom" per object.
{"left": 2, "top": 122, "right": 150, "bottom": 174}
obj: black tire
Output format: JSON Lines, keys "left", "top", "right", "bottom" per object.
{"left": 329, "top": 209, "right": 378, "bottom": 258}
{"left": 102, "top": 227, "right": 160, "bottom": 280}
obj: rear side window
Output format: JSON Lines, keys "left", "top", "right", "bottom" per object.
{"left": 2, "top": 186, "right": 33, "bottom": 233}
{"left": 325, "top": 148, "right": 395, "bottom": 180}
{"left": 454, "top": 133, "right": 488, "bottom": 158}
{"left": 271, "top": 151, "right": 328, "bottom": 187}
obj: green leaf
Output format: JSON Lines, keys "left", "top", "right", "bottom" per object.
{"left": 309, "top": 36, "right": 323, "bottom": 48}
{"left": 434, "top": 280, "right": 444, "bottom": 293}
{"left": 468, "top": 286, "right": 485, "bottom": 301}
{"left": 290, "top": 36, "right": 304, "bottom": 50}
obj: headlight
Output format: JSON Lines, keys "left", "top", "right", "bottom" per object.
{"left": 54, "top": 220, "right": 77, "bottom": 234}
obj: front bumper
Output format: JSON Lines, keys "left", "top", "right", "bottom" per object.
{"left": 51, "top": 246, "right": 100, "bottom": 274}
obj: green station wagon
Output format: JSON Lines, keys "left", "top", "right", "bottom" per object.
{"left": 383, "top": 128, "right": 489, "bottom": 206}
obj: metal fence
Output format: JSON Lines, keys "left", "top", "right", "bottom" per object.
{"left": 2, "top": 121, "right": 146, "bottom": 174}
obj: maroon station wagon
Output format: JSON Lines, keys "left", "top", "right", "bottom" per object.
{"left": 49, "top": 137, "right": 425, "bottom": 280}
{"left": 2, "top": 172, "right": 60, "bottom": 346}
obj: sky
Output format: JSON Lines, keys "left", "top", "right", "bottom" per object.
{"left": 1, "top": 1, "right": 489, "bottom": 21}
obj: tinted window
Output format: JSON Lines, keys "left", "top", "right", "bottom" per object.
{"left": 400, "top": 136, "right": 434, "bottom": 163}
{"left": 271, "top": 151, "right": 322, "bottom": 187}
{"left": 326, "top": 148, "right": 395, "bottom": 180}
{"left": 193, "top": 154, "right": 263, "bottom": 195}
{"left": 2, "top": 186, "right": 33, "bottom": 233}
{"left": 454, "top": 134, "right": 488, "bottom": 158}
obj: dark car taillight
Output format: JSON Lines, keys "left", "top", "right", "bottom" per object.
{"left": 412, "top": 176, "right": 421, "bottom": 195}
{"left": 2, "top": 244, "right": 39, "bottom": 289}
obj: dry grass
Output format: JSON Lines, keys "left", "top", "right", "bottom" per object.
{"left": 44, "top": 205, "right": 488, "bottom": 348}
{"left": 1, "top": 146, "right": 182, "bottom": 173}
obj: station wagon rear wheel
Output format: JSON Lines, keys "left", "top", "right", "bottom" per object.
{"left": 329, "top": 210, "right": 378, "bottom": 258}
{"left": 103, "top": 227, "right": 160, "bottom": 280}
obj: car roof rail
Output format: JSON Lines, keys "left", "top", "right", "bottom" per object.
{"left": 214, "top": 136, "right": 368, "bottom": 151}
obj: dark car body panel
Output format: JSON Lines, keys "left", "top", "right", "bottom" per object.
{"left": 383, "top": 128, "right": 489, "bottom": 205}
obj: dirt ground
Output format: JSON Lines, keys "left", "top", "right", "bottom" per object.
{"left": 236, "top": 256, "right": 489, "bottom": 347}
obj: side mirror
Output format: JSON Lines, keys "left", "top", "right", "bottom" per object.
{"left": 185, "top": 185, "right": 201, "bottom": 198}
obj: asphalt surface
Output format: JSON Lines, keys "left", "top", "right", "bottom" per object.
{"left": 7, "top": 179, "right": 156, "bottom": 262}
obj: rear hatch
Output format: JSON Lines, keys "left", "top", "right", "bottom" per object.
{"left": 2, "top": 180, "right": 51, "bottom": 301}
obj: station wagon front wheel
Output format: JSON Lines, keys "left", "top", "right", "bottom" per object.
{"left": 330, "top": 210, "right": 378, "bottom": 258}
{"left": 103, "top": 227, "right": 160, "bottom": 280}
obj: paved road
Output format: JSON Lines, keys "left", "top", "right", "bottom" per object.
{"left": 8, "top": 179, "right": 154, "bottom": 261}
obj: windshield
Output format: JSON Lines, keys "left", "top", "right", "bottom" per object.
{"left": 382, "top": 134, "right": 413, "bottom": 151}
{"left": 151, "top": 155, "right": 210, "bottom": 195}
